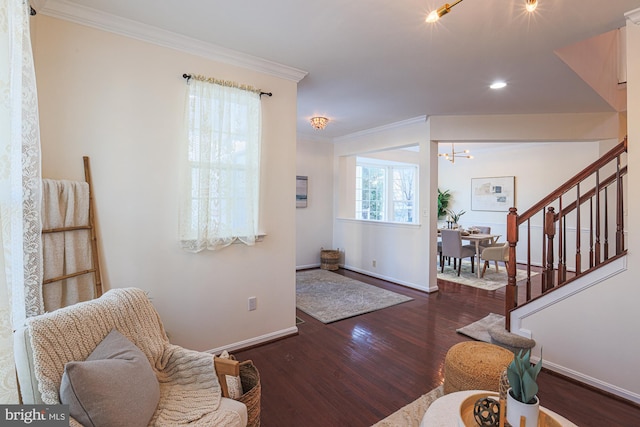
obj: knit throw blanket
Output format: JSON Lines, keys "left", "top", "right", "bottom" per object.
{"left": 27, "top": 288, "right": 237, "bottom": 426}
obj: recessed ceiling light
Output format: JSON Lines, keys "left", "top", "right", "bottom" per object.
{"left": 490, "top": 81, "right": 507, "bottom": 89}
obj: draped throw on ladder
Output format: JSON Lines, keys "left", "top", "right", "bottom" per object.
{"left": 41, "top": 179, "right": 95, "bottom": 311}
{"left": 179, "top": 74, "right": 262, "bottom": 252}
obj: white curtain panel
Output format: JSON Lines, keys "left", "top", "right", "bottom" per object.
{"left": 180, "top": 78, "right": 262, "bottom": 252}
{"left": 0, "top": 0, "right": 43, "bottom": 404}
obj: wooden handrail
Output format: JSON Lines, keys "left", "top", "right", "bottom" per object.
{"left": 516, "top": 138, "right": 627, "bottom": 223}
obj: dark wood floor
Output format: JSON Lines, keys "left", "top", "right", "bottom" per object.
{"left": 234, "top": 269, "right": 640, "bottom": 427}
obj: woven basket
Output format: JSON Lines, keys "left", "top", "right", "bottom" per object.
{"left": 320, "top": 248, "right": 340, "bottom": 270}
{"left": 238, "top": 360, "right": 261, "bottom": 427}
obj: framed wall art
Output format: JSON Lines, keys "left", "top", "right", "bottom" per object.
{"left": 471, "top": 176, "right": 515, "bottom": 212}
{"left": 296, "top": 175, "right": 308, "bottom": 208}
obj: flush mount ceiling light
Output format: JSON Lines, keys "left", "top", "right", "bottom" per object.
{"left": 490, "top": 81, "right": 507, "bottom": 89}
{"left": 310, "top": 116, "right": 329, "bottom": 130}
{"left": 426, "top": 0, "right": 538, "bottom": 23}
{"left": 438, "top": 143, "right": 473, "bottom": 163}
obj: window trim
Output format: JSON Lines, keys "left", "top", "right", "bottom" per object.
{"left": 354, "top": 157, "right": 419, "bottom": 225}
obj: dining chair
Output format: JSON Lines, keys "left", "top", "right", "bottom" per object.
{"left": 440, "top": 229, "right": 476, "bottom": 276}
{"left": 480, "top": 242, "right": 509, "bottom": 277}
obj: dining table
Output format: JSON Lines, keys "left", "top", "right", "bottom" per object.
{"left": 438, "top": 230, "right": 501, "bottom": 278}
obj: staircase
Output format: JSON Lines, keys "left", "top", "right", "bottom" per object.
{"left": 504, "top": 138, "right": 628, "bottom": 330}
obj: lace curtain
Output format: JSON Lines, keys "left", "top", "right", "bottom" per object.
{"left": 0, "top": 0, "right": 43, "bottom": 404}
{"left": 179, "top": 77, "right": 262, "bottom": 252}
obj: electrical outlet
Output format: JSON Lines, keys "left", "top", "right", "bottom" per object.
{"left": 248, "top": 296, "right": 257, "bottom": 311}
{"left": 372, "top": 260, "right": 377, "bottom": 267}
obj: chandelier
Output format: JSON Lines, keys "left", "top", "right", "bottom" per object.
{"left": 439, "top": 144, "right": 473, "bottom": 163}
{"left": 427, "top": 0, "right": 538, "bottom": 23}
{"left": 310, "top": 117, "right": 329, "bottom": 130}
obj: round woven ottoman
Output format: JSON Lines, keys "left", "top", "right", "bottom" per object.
{"left": 443, "top": 341, "right": 513, "bottom": 395}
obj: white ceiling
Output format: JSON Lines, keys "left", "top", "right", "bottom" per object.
{"left": 36, "top": 0, "right": 640, "bottom": 139}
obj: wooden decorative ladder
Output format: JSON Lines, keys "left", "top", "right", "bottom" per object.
{"left": 41, "top": 156, "right": 103, "bottom": 298}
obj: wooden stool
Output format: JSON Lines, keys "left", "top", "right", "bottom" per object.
{"left": 443, "top": 341, "right": 513, "bottom": 394}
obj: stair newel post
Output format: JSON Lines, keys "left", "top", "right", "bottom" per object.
{"left": 589, "top": 198, "right": 594, "bottom": 268}
{"left": 616, "top": 152, "right": 625, "bottom": 254}
{"left": 604, "top": 186, "right": 609, "bottom": 259}
{"left": 595, "top": 170, "right": 601, "bottom": 265}
{"left": 541, "top": 207, "right": 547, "bottom": 292}
{"left": 526, "top": 218, "right": 532, "bottom": 301}
{"left": 558, "top": 196, "right": 566, "bottom": 285}
{"left": 505, "top": 207, "right": 519, "bottom": 330}
{"left": 575, "top": 183, "right": 582, "bottom": 274}
{"left": 544, "top": 207, "right": 556, "bottom": 292}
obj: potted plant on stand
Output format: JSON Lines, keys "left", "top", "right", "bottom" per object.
{"left": 506, "top": 349, "right": 543, "bottom": 427}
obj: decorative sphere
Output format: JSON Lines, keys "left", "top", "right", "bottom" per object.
{"left": 473, "top": 397, "right": 501, "bottom": 426}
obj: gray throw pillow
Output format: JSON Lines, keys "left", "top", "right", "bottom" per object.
{"left": 60, "top": 329, "right": 160, "bottom": 427}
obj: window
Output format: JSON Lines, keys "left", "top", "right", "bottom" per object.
{"left": 179, "top": 77, "right": 262, "bottom": 252}
{"left": 392, "top": 166, "right": 417, "bottom": 223}
{"left": 355, "top": 165, "right": 386, "bottom": 220}
{"left": 355, "top": 159, "right": 418, "bottom": 223}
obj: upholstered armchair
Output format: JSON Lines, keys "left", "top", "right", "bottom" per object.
{"left": 480, "top": 242, "right": 509, "bottom": 277}
{"left": 14, "top": 288, "right": 248, "bottom": 427}
{"left": 440, "top": 229, "right": 475, "bottom": 276}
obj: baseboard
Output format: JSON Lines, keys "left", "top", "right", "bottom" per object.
{"left": 206, "top": 326, "right": 298, "bottom": 355}
{"left": 541, "top": 359, "right": 640, "bottom": 405}
{"left": 296, "top": 263, "right": 320, "bottom": 270}
{"left": 342, "top": 264, "right": 436, "bottom": 293}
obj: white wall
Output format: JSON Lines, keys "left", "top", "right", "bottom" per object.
{"left": 33, "top": 16, "right": 299, "bottom": 352}
{"left": 296, "top": 137, "right": 334, "bottom": 269}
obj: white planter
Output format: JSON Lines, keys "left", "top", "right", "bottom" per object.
{"left": 507, "top": 388, "right": 539, "bottom": 427}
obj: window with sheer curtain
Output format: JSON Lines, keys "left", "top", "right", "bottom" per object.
{"left": 179, "top": 77, "right": 262, "bottom": 252}
{"left": 1, "top": 0, "right": 44, "bottom": 404}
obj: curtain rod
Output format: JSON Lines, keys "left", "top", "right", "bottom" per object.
{"left": 182, "top": 74, "right": 272, "bottom": 97}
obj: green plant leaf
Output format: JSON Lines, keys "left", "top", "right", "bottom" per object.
{"left": 507, "top": 349, "right": 543, "bottom": 403}
{"left": 522, "top": 370, "right": 539, "bottom": 403}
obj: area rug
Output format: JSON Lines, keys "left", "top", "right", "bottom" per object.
{"left": 437, "top": 260, "right": 536, "bottom": 291}
{"left": 456, "top": 312, "right": 505, "bottom": 342}
{"left": 296, "top": 269, "right": 413, "bottom": 323}
{"left": 371, "top": 385, "right": 444, "bottom": 427}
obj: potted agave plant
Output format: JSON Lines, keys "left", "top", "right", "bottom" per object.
{"left": 506, "top": 349, "right": 543, "bottom": 427}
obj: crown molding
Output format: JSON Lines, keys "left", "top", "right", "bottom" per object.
{"left": 39, "top": 0, "right": 308, "bottom": 83}
{"left": 626, "top": 7, "right": 640, "bottom": 25}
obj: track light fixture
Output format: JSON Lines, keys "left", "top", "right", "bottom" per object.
{"left": 438, "top": 144, "right": 473, "bottom": 163}
{"left": 427, "top": 0, "right": 538, "bottom": 23}
{"left": 426, "top": 0, "right": 463, "bottom": 23}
